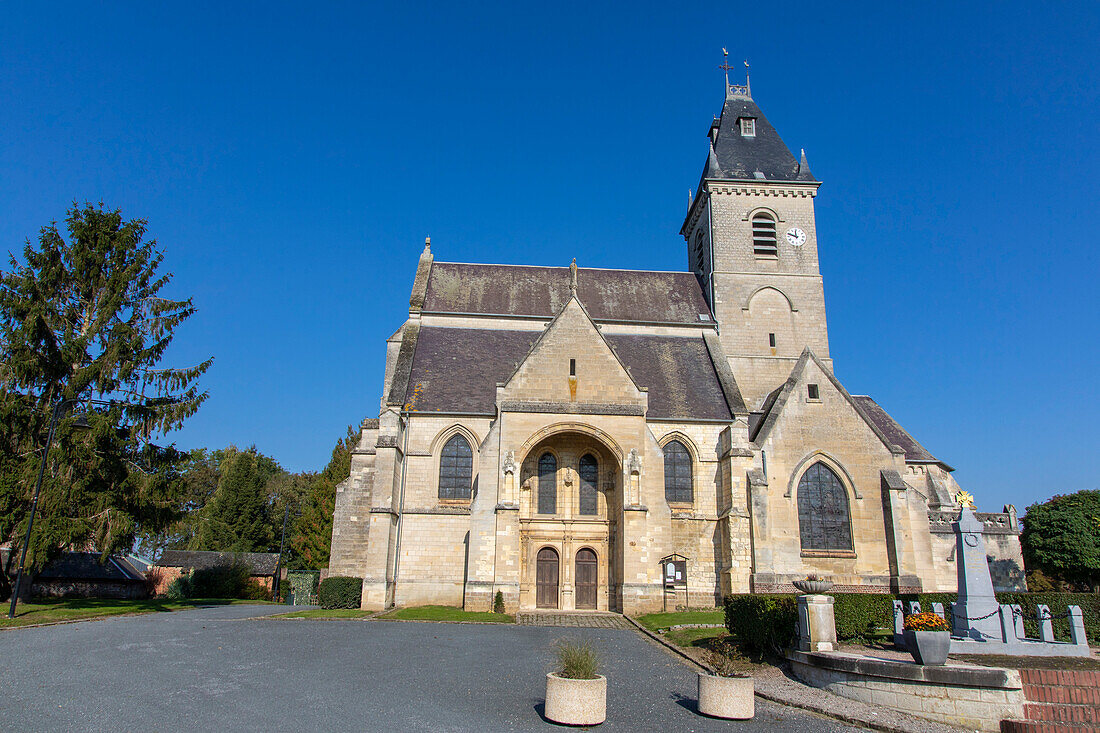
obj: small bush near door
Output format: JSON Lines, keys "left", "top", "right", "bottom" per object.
{"left": 318, "top": 576, "right": 362, "bottom": 609}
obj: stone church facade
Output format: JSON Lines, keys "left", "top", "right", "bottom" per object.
{"left": 328, "top": 79, "right": 1025, "bottom": 614}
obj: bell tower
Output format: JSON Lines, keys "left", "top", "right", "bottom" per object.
{"left": 681, "top": 67, "right": 832, "bottom": 408}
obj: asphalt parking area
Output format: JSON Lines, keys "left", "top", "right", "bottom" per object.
{"left": 0, "top": 605, "right": 860, "bottom": 731}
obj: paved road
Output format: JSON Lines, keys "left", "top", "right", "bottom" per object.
{"left": 0, "top": 605, "right": 860, "bottom": 732}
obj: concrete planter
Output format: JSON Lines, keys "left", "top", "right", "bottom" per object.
{"left": 544, "top": 673, "right": 606, "bottom": 726}
{"left": 904, "top": 630, "right": 950, "bottom": 666}
{"left": 697, "top": 672, "right": 754, "bottom": 719}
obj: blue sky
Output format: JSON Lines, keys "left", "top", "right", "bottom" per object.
{"left": 1, "top": 2, "right": 1097, "bottom": 513}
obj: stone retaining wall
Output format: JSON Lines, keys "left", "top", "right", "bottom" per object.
{"left": 788, "top": 650, "right": 1024, "bottom": 731}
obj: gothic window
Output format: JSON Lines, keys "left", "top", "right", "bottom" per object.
{"left": 663, "top": 440, "right": 693, "bottom": 504}
{"left": 538, "top": 452, "right": 557, "bottom": 514}
{"left": 578, "top": 454, "right": 598, "bottom": 516}
{"left": 752, "top": 212, "right": 777, "bottom": 256}
{"left": 797, "top": 463, "right": 854, "bottom": 552}
{"left": 438, "top": 434, "right": 473, "bottom": 500}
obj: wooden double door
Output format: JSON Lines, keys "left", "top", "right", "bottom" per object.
{"left": 535, "top": 547, "right": 599, "bottom": 610}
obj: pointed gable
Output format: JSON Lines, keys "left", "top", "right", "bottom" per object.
{"left": 500, "top": 297, "right": 646, "bottom": 413}
{"left": 752, "top": 348, "right": 904, "bottom": 458}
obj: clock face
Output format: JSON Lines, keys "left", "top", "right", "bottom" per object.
{"left": 786, "top": 227, "right": 807, "bottom": 247}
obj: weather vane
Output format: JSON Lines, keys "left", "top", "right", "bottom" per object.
{"left": 718, "top": 49, "right": 750, "bottom": 95}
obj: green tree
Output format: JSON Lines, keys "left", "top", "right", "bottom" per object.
{"left": 193, "top": 447, "right": 277, "bottom": 553}
{"left": 1021, "top": 489, "right": 1100, "bottom": 591}
{"left": 0, "top": 203, "right": 210, "bottom": 577}
{"left": 288, "top": 426, "right": 358, "bottom": 569}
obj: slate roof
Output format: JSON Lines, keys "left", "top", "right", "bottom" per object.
{"left": 158, "top": 550, "right": 280, "bottom": 575}
{"left": 421, "top": 263, "right": 714, "bottom": 325}
{"left": 851, "top": 396, "right": 941, "bottom": 465}
{"left": 705, "top": 93, "right": 813, "bottom": 183}
{"left": 34, "top": 552, "right": 146, "bottom": 582}
{"left": 403, "top": 326, "right": 733, "bottom": 420}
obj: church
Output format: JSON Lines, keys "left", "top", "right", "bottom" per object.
{"left": 328, "top": 74, "right": 1025, "bottom": 614}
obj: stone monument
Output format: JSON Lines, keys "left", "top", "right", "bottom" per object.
{"left": 952, "top": 506, "right": 1002, "bottom": 641}
{"left": 796, "top": 594, "right": 836, "bottom": 652}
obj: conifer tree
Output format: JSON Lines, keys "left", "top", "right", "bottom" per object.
{"left": 288, "top": 426, "right": 358, "bottom": 569}
{"left": 0, "top": 203, "right": 211, "bottom": 576}
{"left": 193, "top": 447, "right": 277, "bottom": 553}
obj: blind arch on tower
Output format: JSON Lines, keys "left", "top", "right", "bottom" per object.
{"left": 796, "top": 462, "right": 854, "bottom": 552}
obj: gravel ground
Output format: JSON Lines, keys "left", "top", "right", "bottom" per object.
{"left": 0, "top": 604, "right": 861, "bottom": 732}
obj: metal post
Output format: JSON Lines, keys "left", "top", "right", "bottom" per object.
{"left": 273, "top": 503, "right": 290, "bottom": 601}
{"left": 8, "top": 399, "right": 68, "bottom": 619}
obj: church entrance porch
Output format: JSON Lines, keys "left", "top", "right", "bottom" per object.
{"left": 516, "top": 429, "right": 623, "bottom": 612}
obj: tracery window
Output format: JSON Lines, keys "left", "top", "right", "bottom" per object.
{"left": 752, "top": 212, "right": 777, "bottom": 256}
{"left": 797, "top": 463, "right": 854, "bottom": 552}
{"left": 538, "top": 452, "right": 557, "bottom": 515}
{"left": 578, "top": 454, "right": 598, "bottom": 516}
{"left": 663, "top": 440, "right": 693, "bottom": 504}
{"left": 438, "top": 434, "right": 473, "bottom": 500}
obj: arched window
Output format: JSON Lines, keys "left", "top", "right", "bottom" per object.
{"left": 751, "top": 212, "right": 777, "bottom": 256}
{"left": 578, "top": 454, "right": 598, "bottom": 516}
{"left": 797, "top": 463, "right": 854, "bottom": 552}
{"left": 538, "top": 453, "right": 557, "bottom": 514}
{"left": 663, "top": 440, "right": 693, "bottom": 504}
{"left": 438, "top": 434, "right": 473, "bottom": 500}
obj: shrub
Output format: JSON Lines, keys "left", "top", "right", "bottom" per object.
{"left": 831, "top": 593, "right": 895, "bottom": 641}
{"left": 190, "top": 563, "right": 252, "bottom": 599}
{"left": 164, "top": 574, "right": 192, "bottom": 600}
{"left": 724, "top": 594, "right": 797, "bottom": 654}
{"left": 493, "top": 590, "right": 505, "bottom": 614}
{"left": 554, "top": 638, "right": 600, "bottom": 679}
{"left": 318, "top": 576, "right": 362, "bottom": 609}
{"left": 904, "top": 612, "right": 949, "bottom": 631}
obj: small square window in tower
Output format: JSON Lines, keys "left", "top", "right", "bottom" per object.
{"left": 740, "top": 118, "right": 756, "bottom": 137}
{"left": 807, "top": 384, "right": 820, "bottom": 401}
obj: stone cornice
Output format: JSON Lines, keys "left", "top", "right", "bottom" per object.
{"left": 705, "top": 181, "right": 819, "bottom": 198}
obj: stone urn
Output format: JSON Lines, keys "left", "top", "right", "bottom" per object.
{"left": 903, "top": 630, "right": 950, "bottom": 666}
{"left": 544, "top": 673, "right": 606, "bottom": 726}
{"left": 697, "top": 672, "right": 754, "bottom": 719}
{"left": 792, "top": 579, "right": 834, "bottom": 594}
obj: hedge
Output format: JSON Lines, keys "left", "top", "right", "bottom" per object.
{"left": 318, "top": 576, "right": 362, "bottom": 609}
{"left": 163, "top": 563, "right": 269, "bottom": 600}
{"left": 724, "top": 592, "right": 1100, "bottom": 648}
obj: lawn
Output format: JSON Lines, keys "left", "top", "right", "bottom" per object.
{"left": 379, "top": 605, "right": 514, "bottom": 623}
{"left": 273, "top": 608, "right": 376, "bottom": 619}
{"left": 634, "top": 609, "right": 725, "bottom": 633}
{"left": 0, "top": 598, "right": 269, "bottom": 629}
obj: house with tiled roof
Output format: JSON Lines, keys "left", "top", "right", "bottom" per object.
{"left": 328, "top": 75, "right": 1024, "bottom": 614}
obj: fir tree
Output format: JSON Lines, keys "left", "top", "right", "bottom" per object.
{"left": 0, "top": 203, "right": 211, "bottom": 575}
{"left": 194, "top": 447, "right": 277, "bottom": 553}
{"left": 288, "top": 425, "right": 358, "bottom": 569}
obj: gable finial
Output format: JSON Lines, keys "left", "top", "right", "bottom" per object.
{"left": 721, "top": 51, "right": 751, "bottom": 99}
{"left": 424, "top": 236, "right": 431, "bottom": 253}
{"left": 570, "top": 258, "right": 578, "bottom": 295}
{"left": 744, "top": 58, "right": 751, "bottom": 97}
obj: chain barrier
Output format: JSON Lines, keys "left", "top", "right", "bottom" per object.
{"left": 901, "top": 604, "right": 1080, "bottom": 642}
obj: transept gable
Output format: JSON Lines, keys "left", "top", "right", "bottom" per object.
{"left": 499, "top": 295, "right": 646, "bottom": 412}
{"left": 751, "top": 348, "right": 904, "bottom": 459}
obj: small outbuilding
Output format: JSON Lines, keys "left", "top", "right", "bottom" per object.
{"left": 28, "top": 552, "right": 150, "bottom": 599}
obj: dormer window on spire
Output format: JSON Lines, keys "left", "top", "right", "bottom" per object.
{"left": 739, "top": 118, "right": 756, "bottom": 137}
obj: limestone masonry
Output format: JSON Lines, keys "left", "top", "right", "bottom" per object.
{"left": 328, "top": 78, "right": 1024, "bottom": 613}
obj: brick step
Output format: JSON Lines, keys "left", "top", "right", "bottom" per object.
{"left": 1021, "top": 669, "right": 1100, "bottom": 688}
{"left": 1002, "top": 720, "right": 1100, "bottom": 733}
{"left": 1024, "top": 702, "right": 1100, "bottom": 724}
{"left": 1024, "top": 683, "right": 1100, "bottom": 706}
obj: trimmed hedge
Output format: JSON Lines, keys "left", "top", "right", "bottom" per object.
{"left": 318, "top": 576, "right": 362, "bottom": 609}
{"left": 725, "top": 592, "right": 1100, "bottom": 648}
{"left": 724, "top": 594, "right": 798, "bottom": 653}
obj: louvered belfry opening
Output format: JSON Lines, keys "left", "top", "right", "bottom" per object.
{"left": 751, "top": 213, "right": 778, "bottom": 256}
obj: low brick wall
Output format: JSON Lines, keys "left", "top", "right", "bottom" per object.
{"left": 1000, "top": 669, "right": 1100, "bottom": 732}
{"left": 788, "top": 650, "right": 1025, "bottom": 731}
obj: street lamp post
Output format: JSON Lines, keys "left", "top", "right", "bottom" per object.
{"left": 7, "top": 399, "right": 76, "bottom": 619}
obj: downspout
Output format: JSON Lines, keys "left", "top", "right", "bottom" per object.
{"left": 706, "top": 187, "right": 717, "bottom": 319}
{"left": 390, "top": 410, "right": 411, "bottom": 607}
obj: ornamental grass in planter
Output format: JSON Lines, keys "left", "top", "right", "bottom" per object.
{"left": 544, "top": 638, "right": 606, "bottom": 726}
{"left": 903, "top": 611, "right": 951, "bottom": 666}
{"left": 696, "top": 640, "right": 754, "bottom": 719}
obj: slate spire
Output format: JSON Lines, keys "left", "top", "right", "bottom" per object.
{"left": 796, "top": 149, "right": 815, "bottom": 182}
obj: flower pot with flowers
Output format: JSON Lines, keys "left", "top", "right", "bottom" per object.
{"left": 903, "top": 611, "right": 951, "bottom": 666}
{"left": 791, "top": 574, "right": 834, "bottom": 595}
